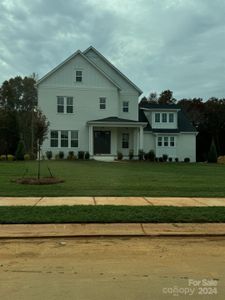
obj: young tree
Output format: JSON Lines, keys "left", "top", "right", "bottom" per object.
{"left": 208, "top": 139, "right": 218, "bottom": 163}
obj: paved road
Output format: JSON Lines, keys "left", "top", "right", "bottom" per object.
{"left": 0, "top": 237, "right": 224, "bottom": 299}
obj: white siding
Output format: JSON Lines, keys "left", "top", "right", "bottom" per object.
{"left": 177, "top": 133, "right": 196, "bottom": 162}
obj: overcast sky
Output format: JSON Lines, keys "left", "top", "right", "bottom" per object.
{"left": 0, "top": 0, "right": 225, "bottom": 100}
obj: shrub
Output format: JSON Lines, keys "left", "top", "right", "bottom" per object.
{"left": 117, "top": 152, "right": 123, "bottom": 160}
{"left": 208, "top": 139, "right": 217, "bottom": 163}
{"left": 46, "top": 151, "right": 53, "bottom": 160}
{"left": 184, "top": 157, "right": 190, "bottom": 163}
{"left": 162, "top": 154, "right": 168, "bottom": 162}
{"left": 78, "top": 151, "right": 85, "bottom": 160}
{"left": 129, "top": 149, "right": 134, "bottom": 160}
{"left": 218, "top": 156, "right": 225, "bottom": 164}
{"left": 59, "top": 151, "right": 64, "bottom": 160}
{"left": 155, "top": 157, "right": 159, "bottom": 162}
{"left": 55, "top": 154, "right": 59, "bottom": 160}
{"left": 175, "top": 157, "right": 179, "bottom": 162}
{"left": 7, "top": 154, "right": 14, "bottom": 161}
{"left": 85, "top": 152, "right": 90, "bottom": 160}
{"left": 24, "top": 154, "right": 30, "bottom": 161}
{"left": 148, "top": 150, "right": 155, "bottom": 162}
{"left": 15, "top": 140, "right": 25, "bottom": 160}
{"left": 144, "top": 152, "right": 149, "bottom": 160}
{"left": 67, "top": 151, "right": 76, "bottom": 160}
{"left": 0, "top": 155, "right": 7, "bottom": 161}
{"left": 168, "top": 157, "right": 173, "bottom": 162}
{"left": 138, "top": 149, "right": 144, "bottom": 160}
{"left": 159, "top": 157, "right": 163, "bottom": 162}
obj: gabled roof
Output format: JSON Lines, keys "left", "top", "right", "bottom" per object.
{"left": 83, "top": 46, "right": 143, "bottom": 95}
{"left": 139, "top": 105, "right": 197, "bottom": 133}
{"left": 139, "top": 103, "right": 180, "bottom": 110}
{"left": 88, "top": 116, "right": 146, "bottom": 125}
{"left": 36, "top": 50, "right": 121, "bottom": 89}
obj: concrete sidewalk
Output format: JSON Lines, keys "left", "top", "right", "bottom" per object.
{"left": 0, "top": 223, "right": 225, "bottom": 238}
{"left": 1, "top": 196, "right": 225, "bottom": 206}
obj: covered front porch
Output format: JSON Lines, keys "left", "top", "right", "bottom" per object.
{"left": 87, "top": 117, "right": 147, "bottom": 159}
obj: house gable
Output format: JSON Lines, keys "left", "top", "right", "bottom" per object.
{"left": 37, "top": 51, "right": 120, "bottom": 90}
{"left": 83, "top": 46, "right": 142, "bottom": 95}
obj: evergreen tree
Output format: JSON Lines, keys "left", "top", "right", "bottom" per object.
{"left": 208, "top": 139, "right": 218, "bottom": 163}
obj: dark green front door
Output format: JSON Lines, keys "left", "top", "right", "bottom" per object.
{"left": 94, "top": 131, "right": 111, "bottom": 154}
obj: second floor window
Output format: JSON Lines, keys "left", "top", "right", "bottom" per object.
{"left": 169, "top": 113, "right": 174, "bottom": 123}
{"left": 162, "top": 113, "right": 167, "bottom": 123}
{"left": 99, "top": 97, "right": 106, "bottom": 109}
{"left": 123, "top": 101, "right": 129, "bottom": 113}
{"left": 76, "top": 70, "right": 82, "bottom": 82}
{"left": 155, "top": 113, "right": 160, "bottom": 123}
{"left": 57, "top": 96, "right": 73, "bottom": 114}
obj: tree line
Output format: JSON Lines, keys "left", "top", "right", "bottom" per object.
{"left": 140, "top": 90, "right": 225, "bottom": 162}
{"left": 0, "top": 76, "right": 49, "bottom": 159}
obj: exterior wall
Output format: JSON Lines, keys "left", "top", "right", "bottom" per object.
{"left": 143, "top": 132, "right": 155, "bottom": 153}
{"left": 177, "top": 133, "right": 196, "bottom": 162}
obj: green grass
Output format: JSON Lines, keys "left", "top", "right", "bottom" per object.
{"left": 0, "top": 160, "right": 225, "bottom": 197}
{"left": 0, "top": 206, "right": 225, "bottom": 223}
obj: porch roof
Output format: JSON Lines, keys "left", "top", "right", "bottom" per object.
{"left": 87, "top": 116, "right": 147, "bottom": 127}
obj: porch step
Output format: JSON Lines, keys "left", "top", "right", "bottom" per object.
{"left": 93, "top": 155, "right": 115, "bottom": 162}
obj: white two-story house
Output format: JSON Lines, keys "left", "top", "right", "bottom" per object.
{"left": 37, "top": 46, "right": 197, "bottom": 161}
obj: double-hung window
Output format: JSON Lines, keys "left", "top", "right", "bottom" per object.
{"left": 67, "top": 97, "right": 73, "bottom": 113}
{"left": 123, "top": 101, "right": 129, "bottom": 113}
{"left": 162, "top": 113, "right": 167, "bottom": 123}
{"left": 157, "top": 136, "right": 162, "bottom": 147}
{"left": 61, "top": 131, "right": 68, "bottom": 147}
{"left": 76, "top": 70, "right": 82, "bottom": 82}
{"left": 57, "top": 97, "right": 64, "bottom": 113}
{"left": 99, "top": 97, "right": 106, "bottom": 110}
{"left": 170, "top": 136, "right": 175, "bottom": 147}
{"left": 169, "top": 113, "right": 174, "bottom": 123}
{"left": 122, "top": 133, "right": 129, "bottom": 148}
{"left": 71, "top": 131, "right": 78, "bottom": 147}
{"left": 50, "top": 131, "right": 58, "bottom": 147}
{"left": 57, "top": 96, "right": 73, "bottom": 114}
{"left": 155, "top": 113, "right": 160, "bottom": 123}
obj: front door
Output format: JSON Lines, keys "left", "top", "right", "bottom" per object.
{"left": 94, "top": 131, "right": 111, "bottom": 154}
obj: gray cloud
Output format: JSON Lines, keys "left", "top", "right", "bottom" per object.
{"left": 0, "top": 0, "right": 225, "bottom": 100}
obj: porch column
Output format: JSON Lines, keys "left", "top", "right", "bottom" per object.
{"left": 139, "top": 126, "right": 143, "bottom": 151}
{"left": 89, "top": 125, "right": 93, "bottom": 155}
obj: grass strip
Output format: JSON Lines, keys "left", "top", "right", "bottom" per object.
{"left": 0, "top": 206, "right": 225, "bottom": 224}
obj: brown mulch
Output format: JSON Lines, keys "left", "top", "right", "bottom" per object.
{"left": 13, "top": 177, "right": 64, "bottom": 185}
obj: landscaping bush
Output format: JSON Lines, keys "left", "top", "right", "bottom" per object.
{"left": 155, "top": 157, "right": 159, "bottom": 162}
{"left": 148, "top": 150, "right": 155, "bottom": 162}
{"left": 0, "top": 155, "right": 7, "bottom": 161}
{"left": 46, "top": 151, "right": 53, "bottom": 160}
{"left": 78, "top": 151, "right": 85, "bottom": 160}
{"left": 159, "top": 157, "right": 163, "bottom": 162}
{"left": 55, "top": 154, "right": 59, "bottom": 160}
{"left": 67, "top": 151, "right": 76, "bottom": 160}
{"left": 175, "top": 157, "right": 179, "bottom": 162}
{"left": 144, "top": 152, "right": 149, "bottom": 160}
{"left": 15, "top": 140, "right": 25, "bottom": 160}
{"left": 162, "top": 154, "right": 168, "bottom": 162}
{"left": 7, "top": 154, "right": 14, "bottom": 161}
{"left": 217, "top": 156, "right": 225, "bottom": 164}
{"left": 129, "top": 149, "right": 134, "bottom": 160}
{"left": 24, "top": 154, "right": 30, "bottom": 161}
{"left": 168, "top": 157, "right": 173, "bottom": 162}
{"left": 59, "top": 151, "right": 64, "bottom": 160}
{"left": 184, "top": 157, "right": 190, "bottom": 163}
{"left": 85, "top": 152, "right": 90, "bottom": 160}
{"left": 117, "top": 152, "right": 123, "bottom": 160}
{"left": 208, "top": 139, "right": 218, "bottom": 163}
{"left": 138, "top": 150, "right": 144, "bottom": 160}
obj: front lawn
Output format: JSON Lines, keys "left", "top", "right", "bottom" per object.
{"left": 0, "top": 206, "right": 225, "bottom": 223}
{"left": 0, "top": 160, "right": 225, "bottom": 197}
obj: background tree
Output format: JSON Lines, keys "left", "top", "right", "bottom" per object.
{"left": 158, "top": 90, "right": 176, "bottom": 104}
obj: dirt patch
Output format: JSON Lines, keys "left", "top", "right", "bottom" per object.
{"left": 13, "top": 177, "right": 64, "bottom": 185}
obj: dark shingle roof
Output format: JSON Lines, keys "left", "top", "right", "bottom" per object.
{"left": 139, "top": 105, "right": 197, "bottom": 133}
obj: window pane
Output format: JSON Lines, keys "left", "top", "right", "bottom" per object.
{"left": 67, "top": 97, "right": 73, "bottom": 106}
{"left": 67, "top": 106, "right": 73, "bottom": 113}
{"left": 76, "top": 70, "right": 82, "bottom": 82}
{"left": 155, "top": 113, "right": 160, "bottom": 122}
{"left": 71, "top": 130, "right": 78, "bottom": 147}
{"left": 61, "top": 131, "right": 68, "bottom": 147}
{"left": 99, "top": 97, "right": 106, "bottom": 109}
{"left": 164, "top": 136, "right": 168, "bottom": 146}
{"left": 123, "top": 101, "right": 129, "bottom": 112}
{"left": 157, "top": 136, "right": 162, "bottom": 146}
{"left": 51, "top": 131, "right": 58, "bottom": 139}
{"left": 57, "top": 97, "right": 64, "bottom": 105}
{"left": 170, "top": 136, "right": 175, "bottom": 146}
{"left": 71, "top": 140, "right": 78, "bottom": 147}
{"left": 50, "top": 131, "right": 58, "bottom": 147}
{"left": 162, "top": 113, "right": 167, "bottom": 122}
{"left": 169, "top": 113, "right": 174, "bottom": 122}
{"left": 122, "top": 133, "right": 129, "bottom": 148}
{"left": 57, "top": 97, "right": 64, "bottom": 113}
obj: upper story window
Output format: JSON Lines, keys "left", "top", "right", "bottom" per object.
{"left": 169, "top": 113, "right": 174, "bottom": 123}
{"left": 76, "top": 70, "right": 82, "bottom": 82}
{"left": 57, "top": 96, "right": 73, "bottom": 114}
{"left": 99, "top": 97, "right": 106, "bottom": 110}
{"left": 122, "top": 133, "right": 129, "bottom": 148}
{"left": 123, "top": 101, "right": 129, "bottom": 113}
{"left": 162, "top": 113, "right": 167, "bottom": 123}
{"left": 155, "top": 113, "right": 160, "bottom": 123}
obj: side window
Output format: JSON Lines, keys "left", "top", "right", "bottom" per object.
{"left": 67, "top": 97, "right": 73, "bottom": 113}
{"left": 157, "top": 136, "right": 162, "bottom": 147}
{"left": 162, "top": 113, "right": 167, "bottom": 123}
{"left": 57, "top": 97, "right": 64, "bottom": 113}
{"left": 123, "top": 101, "right": 129, "bottom": 113}
{"left": 122, "top": 133, "right": 129, "bottom": 148}
{"left": 155, "top": 113, "right": 160, "bottom": 123}
{"left": 99, "top": 97, "right": 106, "bottom": 110}
{"left": 71, "top": 131, "right": 78, "bottom": 147}
{"left": 169, "top": 113, "right": 174, "bottom": 123}
{"left": 76, "top": 70, "right": 82, "bottom": 82}
{"left": 50, "top": 131, "right": 58, "bottom": 147}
